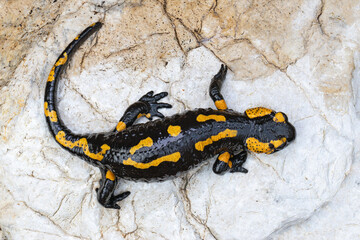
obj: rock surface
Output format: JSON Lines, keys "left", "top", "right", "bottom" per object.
{"left": 0, "top": 0, "right": 359, "bottom": 239}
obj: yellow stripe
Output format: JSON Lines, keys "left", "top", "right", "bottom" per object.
{"left": 55, "top": 52, "right": 68, "bottom": 66}
{"left": 55, "top": 131, "right": 110, "bottom": 161}
{"left": 130, "top": 137, "right": 153, "bottom": 155}
{"left": 196, "top": 114, "right": 226, "bottom": 122}
{"left": 47, "top": 52, "right": 68, "bottom": 82}
{"left": 123, "top": 152, "right": 181, "bottom": 169}
{"left": 195, "top": 129, "right": 237, "bottom": 151}
{"left": 44, "top": 102, "right": 58, "bottom": 122}
{"left": 47, "top": 66, "right": 56, "bottom": 82}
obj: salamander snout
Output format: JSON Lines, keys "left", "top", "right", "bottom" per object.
{"left": 286, "top": 121, "right": 296, "bottom": 143}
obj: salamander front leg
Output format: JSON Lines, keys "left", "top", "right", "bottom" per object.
{"left": 209, "top": 64, "right": 228, "bottom": 110}
{"left": 213, "top": 152, "right": 232, "bottom": 174}
{"left": 96, "top": 169, "right": 130, "bottom": 209}
{"left": 115, "top": 91, "right": 172, "bottom": 132}
{"left": 138, "top": 91, "right": 172, "bottom": 119}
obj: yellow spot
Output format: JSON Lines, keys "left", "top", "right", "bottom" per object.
{"left": 130, "top": 137, "right": 153, "bottom": 155}
{"left": 56, "top": 52, "right": 68, "bottom": 66}
{"left": 245, "top": 107, "right": 273, "bottom": 119}
{"left": 47, "top": 52, "right": 68, "bottom": 82}
{"left": 196, "top": 114, "right": 226, "bottom": 122}
{"left": 274, "top": 112, "right": 286, "bottom": 123}
{"left": 47, "top": 66, "right": 55, "bottom": 82}
{"left": 44, "top": 102, "right": 58, "bottom": 122}
{"left": 218, "top": 152, "right": 232, "bottom": 168}
{"left": 195, "top": 129, "right": 237, "bottom": 151}
{"left": 167, "top": 125, "right": 181, "bottom": 137}
{"left": 246, "top": 137, "right": 287, "bottom": 154}
{"left": 90, "top": 22, "right": 96, "bottom": 27}
{"left": 116, "top": 121, "right": 126, "bottom": 132}
{"left": 55, "top": 131, "right": 110, "bottom": 161}
{"left": 137, "top": 113, "right": 151, "bottom": 119}
{"left": 215, "top": 100, "right": 227, "bottom": 110}
{"left": 123, "top": 152, "right": 181, "bottom": 169}
{"left": 106, "top": 170, "right": 116, "bottom": 181}
{"left": 75, "top": 35, "right": 80, "bottom": 40}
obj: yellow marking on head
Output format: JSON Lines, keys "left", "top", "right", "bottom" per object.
{"left": 106, "top": 170, "right": 116, "bottom": 181}
{"left": 245, "top": 107, "right": 273, "bottom": 119}
{"left": 123, "top": 152, "right": 181, "bottom": 169}
{"left": 246, "top": 137, "right": 286, "bottom": 154}
{"left": 196, "top": 114, "right": 226, "bottom": 122}
{"left": 47, "top": 52, "right": 68, "bottom": 82}
{"left": 246, "top": 137, "right": 270, "bottom": 153}
{"left": 272, "top": 138, "right": 287, "bottom": 148}
{"left": 218, "top": 152, "right": 232, "bottom": 168}
{"left": 273, "top": 112, "right": 286, "bottom": 123}
{"left": 116, "top": 121, "right": 126, "bottom": 132}
{"left": 167, "top": 125, "right": 181, "bottom": 137}
{"left": 44, "top": 102, "right": 58, "bottom": 122}
{"left": 215, "top": 100, "right": 227, "bottom": 110}
{"left": 195, "top": 129, "right": 237, "bottom": 151}
{"left": 130, "top": 137, "right": 153, "bottom": 155}
{"left": 55, "top": 131, "right": 110, "bottom": 161}
{"left": 90, "top": 22, "right": 96, "bottom": 27}
{"left": 75, "top": 35, "right": 80, "bottom": 40}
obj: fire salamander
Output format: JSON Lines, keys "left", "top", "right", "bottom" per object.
{"left": 44, "top": 22, "right": 296, "bottom": 209}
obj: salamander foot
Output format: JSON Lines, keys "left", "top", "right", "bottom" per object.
{"left": 139, "top": 91, "right": 172, "bottom": 119}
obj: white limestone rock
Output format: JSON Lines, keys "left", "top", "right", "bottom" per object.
{"left": 1, "top": 0, "right": 359, "bottom": 239}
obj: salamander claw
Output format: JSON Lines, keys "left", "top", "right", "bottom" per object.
{"left": 139, "top": 91, "right": 172, "bottom": 119}
{"left": 214, "top": 64, "right": 228, "bottom": 79}
{"left": 104, "top": 191, "right": 131, "bottom": 209}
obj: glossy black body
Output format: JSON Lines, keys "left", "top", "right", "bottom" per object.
{"left": 102, "top": 109, "right": 247, "bottom": 180}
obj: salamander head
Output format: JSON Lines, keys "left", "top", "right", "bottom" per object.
{"left": 244, "top": 107, "right": 296, "bottom": 154}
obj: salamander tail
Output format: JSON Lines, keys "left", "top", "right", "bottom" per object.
{"left": 44, "top": 22, "right": 102, "bottom": 155}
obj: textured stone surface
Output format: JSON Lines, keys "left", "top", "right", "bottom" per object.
{"left": 0, "top": 0, "right": 359, "bottom": 239}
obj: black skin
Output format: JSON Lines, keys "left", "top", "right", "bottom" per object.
{"left": 44, "top": 22, "right": 296, "bottom": 209}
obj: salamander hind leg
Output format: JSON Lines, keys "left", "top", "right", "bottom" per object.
{"left": 115, "top": 91, "right": 172, "bottom": 132}
{"left": 209, "top": 64, "right": 228, "bottom": 110}
{"left": 96, "top": 169, "right": 130, "bottom": 209}
{"left": 229, "top": 150, "right": 248, "bottom": 174}
{"left": 213, "top": 150, "right": 248, "bottom": 175}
